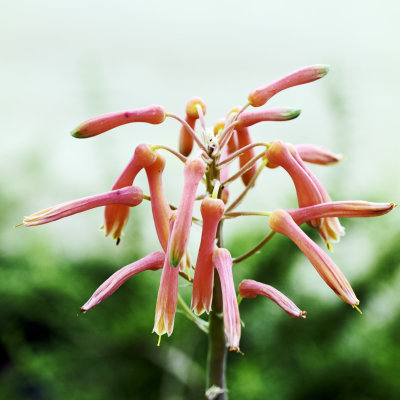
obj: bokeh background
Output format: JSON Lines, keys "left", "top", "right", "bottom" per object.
{"left": 1, "top": 1, "right": 400, "bottom": 399}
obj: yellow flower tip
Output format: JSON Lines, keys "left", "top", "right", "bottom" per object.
{"left": 14, "top": 222, "right": 24, "bottom": 228}
{"left": 392, "top": 202, "right": 398, "bottom": 208}
{"left": 326, "top": 241, "right": 334, "bottom": 252}
{"left": 353, "top": 304, "right": 363, "bottom": 315}
{"left": 77, "top": 308, "right": 86, "bottom": 317}
{"left": 157, "top": 335, "right": 162, "bottom": 347}
{"left": 301, "top": 310, "right": 307, "bottom": 319}
{"left": 315, "top": 64, "right": 330, "bottom": 77}
{"left": 229, "top": 346, "right": 244, "bottom": 355}
{"left": 71, "top": 127, "right": 85, "bottom": 138}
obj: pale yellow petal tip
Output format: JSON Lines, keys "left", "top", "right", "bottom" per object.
{"left": 353, "top": 304, "right": 362, "bottom": 315}
{"left": 301, "top": 310, "right": 307, "bottom": 319}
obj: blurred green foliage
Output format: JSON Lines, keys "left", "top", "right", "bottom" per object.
{"left": 1, "top": 220, "right": 400, "bottom": 400}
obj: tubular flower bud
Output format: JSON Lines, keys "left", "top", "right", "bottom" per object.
{"left": 191, "top": 198, "right": 225, "bottom": 315}
{"left": 266, "top": 140, "right": 323, "bottom": 226}
{"left": 71, "top": 105, "right": 166, "bottom": 138}
{"left": 288, "top": 145, "right": 345, "bottom": 243}
{"left": 145, "top": 152, "right": 172, "bottom": 251}
{"left": 287, "top": 201, "right": 396, "bottom": 225}
{"left": 295, "top": 144, "right": 343, "bottom": 165}
{"left": 23, "top": 186, "right": 143, "bottom": 227}
{"left": 238, "top": 279, "right": 306, "bottom": 319}
{"left": 269, "top": 209, "right": 359, "bottom": 307}
{"left": 154, "top": 213, "right": 180, "bottom": 337}
{"left": 237, "top": 127, "right": 257, "bottom": 186}
{"left": 104, "top": 143, "right": 156, "bottom": 243}
{"left": 212, "top": 248, "right": 241, "bottom": 351}
{"left": 168, "top": 158, "right": 206, "bottom": 267}
{"left": 81, "top": 251, "right": 165, "bottom": 312}
{"left": 236, "top": 108, "right": 301, "bottom": 128}
{"left": 248, "top": 64, "right": 329, "bottom": 107}
{"left": 179, "top": 97, "right": 207, "bottom": 156}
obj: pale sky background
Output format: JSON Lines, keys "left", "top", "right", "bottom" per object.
{"left": 1, "top": 0, "right": 399, "bottom": 276}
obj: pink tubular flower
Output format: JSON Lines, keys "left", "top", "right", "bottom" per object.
{"left": 81, "top": 250, "right": 165, "bottom": 312}
{"left": 212, "top": 248, "right": 241, "bottom": 351}
{"left": 288, "top": 144, "right": 345, "bottom": 244}
{"left": 266, "top": 140, "right": 323, "bottom": 227}
{"left": 295, "top": 144, "right": 343, "bottom": 165}
{"left": 71, "top": 105, "right": 166, "bottom": 138}
{"left": 237, "top": 126, "right": 257, "bottom": 186}
{"left": 145, "top": 152, "right": 172, "bottom": 251}
{"left": 179, "top": 97, "right": 207, "bottom": 156}
{"left": 236, "top": 107, "right": 301, "bottom": 128}
{"left": 168, "top": 158, "right": 206, "bottom": 267}
{"left": 248, "top": 64, "right": 329, "bottom": 107}
{"left": 191, "top": 198, "right": 225, "bottom": 315}
{"left": 238, "top": 279, "right": 306, "bottom": 319}
{"left": 104, "top": 143, "right": 156, "bottom": 243}
{"left": 23, "top": 186, "right": 143, "bottom": 226}
{"left": 269, "top": 209, "right": 359, "bottom": 306}
{"left": 287, "top": 201, "right": 395, "bottom": 225}
{"left": 154, "top": 213, "right": 179, "bottom": 337}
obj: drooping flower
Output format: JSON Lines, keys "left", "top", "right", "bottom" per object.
{"left": 81, "top": 250, "right": 165, "bottom": 312}
{"left": 71, "top": 105, "right": 166, "bottom": 138}
{"left": 295, "top": 144, "right": 343, "bottom": 165}
{"left": 266, "top": 140, "right": 323, "bottom": 227}
{"left": 269, "top": 209, "right": 359, "bottom": 307}
{"left": 104, "top": 143, "right": 156, "bottom": 243}
{"left": 248, "top": 64, "right": 329, "bottom": 107}
{"left": 236, "top": 107, "right": 301, "bottom": 128}
{"left": 191, "top": 197, "right": 225, "bottom": 315}
{"left": 168, "top": 158, "right": 206, "bottom": 267}
{"left": 238, "top": 279, "right": 306, "bottom": 319}
{"left": 179, "top": 97, "right": 207, "bottom": 156}
{"left": 145, "top": 152, "right": 172, "bottom": 251}
{"left": 22, "top": 186, "right": 143, "bottom": 226}
{"left": 153, "top": 213, "right": 179, "bottom": 337}
{"left": 212, "top": 248, "right": 241, "bottom": 351}
{"left": 287, "top": 201, "right": 395, "bottom": 225}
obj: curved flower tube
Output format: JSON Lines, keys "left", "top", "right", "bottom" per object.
{"left": 248, "top": 64, "right": 329, "bottom": 107}
{"left": 71, "top": 105, "right": 166, "bottom": 138}
{"left": 168, "top": 158, "right": 206, "bottom": 267}
{"left": 295, "top": 144, "right": 343, "bottom": 165}
{"left": 238, "top": 279, "right": 306, "bottom": 319}
{"left": 105, "top": 143, "right": 156, "bottom": 242}
{"left": 179, "top": 97, "right": 207, "bottom": 156}
{"left": 23, "top": 186, "right": 143, "bottom": 226}
{"left": 212, "top": 248, "right": 241, "bottom": 351}
{"left": 269, "top": 209, "right": 359, "bottom": 307}
{"left": 81, "top": 250, "right": 165, "bottom": 312}
{"left": 191, "top": 197, "right": 225, "bottom": 315}
{"left": 237, "top": 126, "right": 257, "bottom": 186}
{"left": 154, "top": 213, "right": 179, "bottom": 337}
{"left": 236, "top": 108, "right": 301, "bottom": 128}
{"left": 145, "top": 152, "right": 172, "bottom": 251}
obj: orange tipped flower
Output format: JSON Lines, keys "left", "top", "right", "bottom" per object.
{"left": 179, "top": 97, "right": 207, "bottom": 156}
{"left": 154, "top": 213, "right": 179, "bottom": 337}
{"left": 236, "top": 108, "right": 301, "bottom": 128}
{"left": 248, "top": 64, "right": 329, "bottom": 107}
{"left": 287, "top": 201, "right": 396, "bottom": 225}
{"left": 295, "top": 144, "right": 343, "bottom": 165}
{"left": 269, "top": 209, "right": 359, "bottom": 306}
{"left": 81, "top": 250, "right": 165, "bottom": 312}
{"left": 105, "top": 143, "right": 156, "bottom": 243}
{"left": 145, "top": 152, "right": 172, "bottom": 251}
{"left": 238, "top": 279, "right": 306, "bottom": 319}
{"left": 168, "top": 158, "right": 206, "bottom": 267}
{"left": 23, "top": 186, "right": 143, "bottom": 227}
{"left": 71, "top": 105, "right": 166, "bottom": 138}
{"left": 212, "top": 248, "right": 241, "bottom": 351}
{"left": 191, "top": 198, "right": 225, "bottom": 315}
{"left": 266, "top": 140, "right": 323, "bottom": 226}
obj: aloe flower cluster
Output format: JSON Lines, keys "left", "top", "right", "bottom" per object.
{"left": 22, "top": 65, "right": 395, "bottom": 396}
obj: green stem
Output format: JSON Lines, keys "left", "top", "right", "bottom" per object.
{"left": 177, "top": 294, "right": 209, "bottom": 334}
{"left": 206, "top": 220, "right": 228, "bottom": 400}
